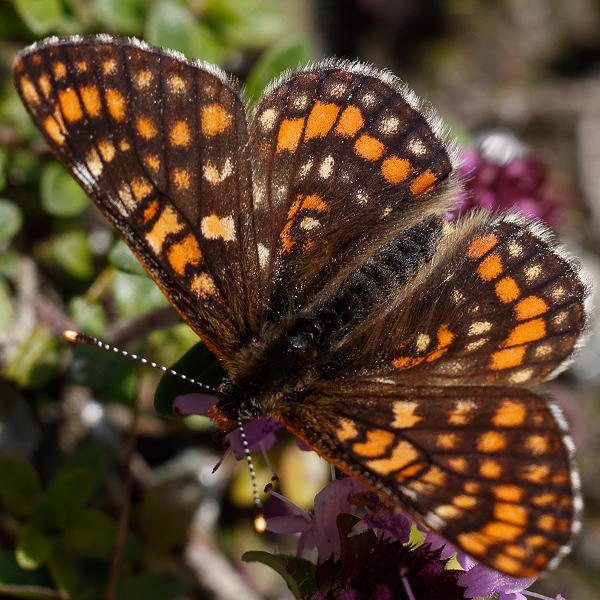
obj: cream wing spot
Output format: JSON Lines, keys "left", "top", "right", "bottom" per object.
{"left": 191, "top": 273, "right": 217, "bottom": 298}
{"left": 469, "top": 321, "right": 492, "bottom": 335}
{"left": 257, "top": 243, "right": 270, "bottom": 270}
{"left": 259, "top": 107, "right": 278, "bottom": 130}
{"left": 408, "top": 137, "right": 427, "bottom": 155}
{"left": 85, "top": 148, "right": 103, "bottom": 177}
{"left": 319, "top": 155, "right": 335, "bottom": 179}
{"left": 201, "top": 213, "right": 236, "bottom": 242}
{"left": 98, "top": 139, "right": 116, "bottom": 162}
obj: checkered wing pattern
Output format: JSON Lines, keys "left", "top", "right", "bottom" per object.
{"left": 279, "top": 383, "right": 579, "bottom": 578}
{"left": 250, "top": 64, "right": 456, "bottom": 316}
{"left": 13, "top": 37, "right": 259, "bottom": 362}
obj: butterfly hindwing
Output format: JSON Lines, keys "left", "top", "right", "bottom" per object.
{"left": 13, "top": 37, "right": 259, "bottom": 361}
{"left": 278, "top": 383, "right": 580, "bottom": 577}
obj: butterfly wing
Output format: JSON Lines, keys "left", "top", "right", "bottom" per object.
{"left": 13, "top": 36, "right": 260, "bottom": 362}
{"left": 335, "top": 211, "right": 589, "bottom": 387}
{"left": 277, "top": 382, "right": 580, "bottom": 578}
{"left": 249, "top": 62, "right": 458, "bottom": 319}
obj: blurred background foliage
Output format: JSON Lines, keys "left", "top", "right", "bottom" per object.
{"left": 1, "top": 0, "right": 600, "bottom": 598}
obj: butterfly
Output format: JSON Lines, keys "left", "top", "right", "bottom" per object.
{"left": 13, "top": 35, "right": 590, "bottom": 578}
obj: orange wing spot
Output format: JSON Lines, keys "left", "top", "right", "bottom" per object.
{"left": 481, "top": 521, "right": 525, "bottom": 543}
{"left": 447, "top": 457, "right": 468, "bottom": 473}
{"left": 170, "top": 120, "right": 191, "bottom": 147}
{"left": 526, "top": 535, "right": 548, "bottom": 548}
{"left": 53, "top": 61, "right": 67, "bottom": 78}
{"left": 38, "top": 74, "right": 51, "bottom": 98}
{"left": 137, "top": 115, "right": 158, "bottom": 139}
{"left": 119, "top": 139, "right": 130, "bottom": 152}
{"left": 304, "top": 101, "right": 340, "bottom": 139}
{"left": 448, "top": 399, "right": 477, "bottom": 425}
{"left": 492, "top": 399, "right": 527, "bottom": 427}
{"left": 537, "top": 514, "right": 555, "bottom": 532}
{"left": 43, "top": 115, "right": 65, "bottom": 145}
{"left": 392, "top": 356, "right": 424, "bottom": 370}
{"left": 280, "top": 220, "right": 294, "bottom": 253}
{"left": 422, "top": 466, "right": 446, "bottom": 486}
{"left": 477, "top": 253, "right": 503, "bottom": 281}
{"left": 191, "top": 273, "right": 217, "bottom": 298}
{"left": 103, "top": 58, "right": 117, "bottom": 74}
{"left": 478, "top": 431, "right": 507, "bottom": 452}
{"left": 131, "top": 177, "right": 153, "bottom": 201}
{"left": 453, "top": 494, "right": 477, "bottom": 509}
{"left": 172, "top": 168, "right": 191, "bottom": 190}
{"left": 79, "top": 85, "right": 102, "bottom": 117}
{"left": 505, "top": 544, "right": 529, "bottom": 559}
{"left": 457, "top": 532, "right": 489, "bottom": 556}
{"left": 105, "top": 88, "right": 126, "bottom": 121}
{"left": 365, "top": 440, "right": 419, "bottom": 474}
{"left": 515, "top": 296, "right": 549, "bottom": 320}
{"left": 381, "top": 155, "right": 411, "bottom": 183}
{"left": 141, "top": 199, "right": 159, "bottom": 224}
{"left": 436, "top": 433, "right": 458, "bottom": 449}
{"left": 409, "top": 169, "right": 437, "bottom": 196}
{"left": 492, "top": 555, "right": 523, "bottom": 576}
{"left": 144, "top": 154, "right": 161, "bottom": 172}
{"left": 495, "top": 276, "right": 520, "bottom": 303}
{"left": 425, "top": 323, "right": 455, "bottom": 362}
{"left": 20, "top": 76, "right": 40, "bottom": 105}
{"left": 168, "top": 74, "right": 186, "bottom": 93}
{"left": 201, "top": 213, "right": 236, "bottom": 242}
{"left": 335, "top": 105, "right": 364, "bottom": 137}
{"left": 503, "top": 319, "right": 546, "bottom": 348}
{"left": 480, "top": 458, "right": 503, "bottom": 478}
{"left": 392, "top": 401, "right": 422, "bottom": 428}
{"left": 492, "top": 485, "right": 523, "bottom": 502}
{"left": 301, "top": 194, "right": 329, "bottom": 212}
{"left": 145, "top": 205, "right": 184, "bottom": 254}
{"left": 520, "top": 463, "right": 550, "bottom": 483}
{"left": 464, "top": 481, "right": 480, "bottom": 494}
{"left": 396, "top": 461, "right": 426, "bottom": 480}
{"left": 467, "top": 233, "right": 499, "bottom": 258}
{"left": 201, "top": 103, "right": 232, "bottom": 136}
{"left": 354, "top": 134, "right": 385, "bottom": 161}
{"left": 490, "top": 345, "right": 526, "bottom": 370}
{"left": 494, "top": 502, "right": 528, "bottom": 526}
{"left": 276, "top": 117, "right": 305, "bottom": 153}
{"left": 353, "top": 429, "right": 395, "bottom": 458}
{"left": 532, "top": 493, "right": 556, "bottom": 506}
{"left": 98, "top": 139, "right": 116, "bottom": 162}
{"left": 167, "top": 234, "right": 202, "bottom": 276}
{"left": 336, "top": 418, "right": 358, "bottom": 441}
{"left": 58, "top": 88, "right": 83, "bottom": 122}
{"left": 525, "top": 434, "right": 549, "bottom": 454}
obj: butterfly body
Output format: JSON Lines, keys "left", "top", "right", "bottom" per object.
{"left": 14, "top": 35, "right": 590, "bottom": 577}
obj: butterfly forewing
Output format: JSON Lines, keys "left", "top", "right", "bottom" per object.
{"left": 278, "top": 383, "right": 580, "bottom": 577}
{"left": 13, "top": 37, "right": 259, "bottom": 362}
{"left": 250, "top": 64, "right": 457, "bottom": 316}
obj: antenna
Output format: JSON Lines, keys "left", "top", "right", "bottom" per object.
{"left": 63, "top": 330, "right": 215, "bottom": 392}
{"left": 238, "top": 418, "right": 266, "bottom": 534}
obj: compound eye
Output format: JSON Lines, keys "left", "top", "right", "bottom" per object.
{"left": 216, "top": 380, "right": 235, "bottom": 400}
{"left": 288, "top": 332, "right": 312, "bottom": 352}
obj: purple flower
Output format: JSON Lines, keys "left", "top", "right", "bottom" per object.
{"left": 452, "top": 138, "right": 561, "bottom": 226}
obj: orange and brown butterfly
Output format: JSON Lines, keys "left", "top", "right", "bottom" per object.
{"left": 13, "top": 35, "right": 590, "bottom": 578}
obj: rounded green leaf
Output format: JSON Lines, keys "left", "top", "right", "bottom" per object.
{"left": 11, "top": 0, "right": 63, "bottom": 34}
{"left": 112, "top": 270, "right": 169, "bottom": 320}
{"left": 49, "top": 230, "right": 94, "bottom": 279}
{"left": 67, "top": 296, "right": 108, "bottom": 338}
{"left": 92, "top": 0, "right": 143, "bottom": 35}
{"left": 0, "top": 549, "right": 54, "bottom": 591}
{"left": 0, "top": 199, "right": 24, "bottom": 244}
{"left": 16, "top": 525, "right": 52, "bottom": 571}
{"left": 108, "top": 239, "right": 147, "bottom": 276}
{"left": 40, "top": 162, "right": 88, "bottom": 218}
{"left": 46, "top": 546, "right": 80, "bottom": 599}
{"left": 61, "top": 508, "right": 116, "bottom": 559}
{"left": 0, "top": 457, "right": 42, "bottom": 518}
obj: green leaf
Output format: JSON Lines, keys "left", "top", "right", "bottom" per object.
{"left": 16, "top": 525, "right": 53, "bottom": 570}
{"left": 92, "top": 0, "right": 143, "bottom": 35}
{"left": 154, "top": 342, "right": 225, "bottom": 416}
{"left": 242, "top": 551, "right": 316, "bottom": 600}
{"left": 0, "top": 550, "right": 55, "bottom": 598}
{"left": 46, "top": 546, "right": 80, "bottom": 599}
{"left": 0, "top": 457, "right": 42, "bottom": 518}
{"left": 67, "top": 296, "right": 108, "bottom": 338}
{"left": 31, "top": 469, "right": 95, "bottom": 531}
{"left": 40, "top": 162, "right": 88, "bottom": 218}
{"left": 11, "top": 0, "right": 63, "bottom": 34}
{"left": 49, "top": 230, "right": 94, "bottom": 280}
{"left": 108, "top": 240, "right": 147, "bottom": 276}
{"left": 145, "top": 0, "right": 225, "bottom": 64}
{"left": 111, "top": 270, "right": 169, "bottom": 320}
{"left": 2, "top": 327, "right": 61, "bottom": 389}
{"left": 0, "top": 276, "right": 15, "bottom": 331}
{"left": 61, "top": 444, "right": 106, "bottom": 489}
{"left": 61, "top": 508, "right": 116, "bottom": 559}
{"left": 246, "top": 39, "right": 315, "bottom": 104}
{"left": 0, "top": 198, "right": 24, "bottom": 244}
